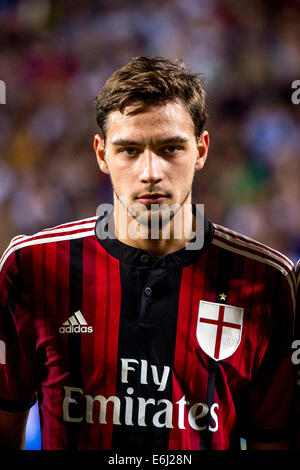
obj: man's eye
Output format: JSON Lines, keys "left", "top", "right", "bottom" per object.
{"left": 162, "top": 146, "right": 183, "bottom": 155}
{"left": 119, "top": 148, "right": 139, "bottom": 156}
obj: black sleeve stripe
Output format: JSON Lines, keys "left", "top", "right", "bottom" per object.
{"left": 242, "top": 427, "right": 291, "bottom": 443}
{"left": 0, "top": 395, "right": 37, "bottom": 412}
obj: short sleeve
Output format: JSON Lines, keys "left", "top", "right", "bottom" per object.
{"left": 0, "top": 246, "right": 37, "bottom": 411}
{"left": 240, "top": 269, "right": 296, "bottom": 443}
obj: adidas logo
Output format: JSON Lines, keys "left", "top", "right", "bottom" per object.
{"left": 59, "top": 311, "right": 93, "bottom": 334}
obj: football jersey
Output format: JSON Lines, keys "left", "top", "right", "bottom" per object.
{"left": 0, "top": 209, "right": 296, "bottom": 450}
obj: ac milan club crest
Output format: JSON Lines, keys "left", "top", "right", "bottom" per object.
{"left": 197, "top": 301, "right": 244, "bottom": 361}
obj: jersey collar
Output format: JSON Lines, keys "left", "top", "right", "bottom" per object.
{"left": 94, "top": 203, "right": 214, "bottom": 268}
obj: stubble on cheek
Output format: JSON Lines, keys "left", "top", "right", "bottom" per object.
{"left": 104, "top": 153, "right": 195, "bottom": 228}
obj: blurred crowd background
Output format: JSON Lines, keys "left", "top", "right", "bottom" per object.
{"left": 0, "top": 0, "right": 299, "bottom": 451}
{"left": 0, "top": 0, "right": 300, "bottom": 266}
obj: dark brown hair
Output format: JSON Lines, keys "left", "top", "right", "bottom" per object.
{"left": 95, "top": 56, "right": 207, "bottom": 140}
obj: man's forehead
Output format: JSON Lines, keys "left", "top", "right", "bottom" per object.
{"left": 105, "top": 99, "right": 195, "bottom": 140}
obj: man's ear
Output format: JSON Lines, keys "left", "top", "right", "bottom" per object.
{"left": 94, "top": 134, "right": 109, "bottom": 174}
{"left": 195, "top": 130, "right": 209, "bottom": 171}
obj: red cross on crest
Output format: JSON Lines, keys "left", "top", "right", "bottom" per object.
{"left": 197, "top": 301, "right": 244, "bottom": 361}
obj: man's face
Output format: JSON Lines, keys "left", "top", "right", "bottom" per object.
{"left": 94, "top": 99, "right": 209, "bottom": 228}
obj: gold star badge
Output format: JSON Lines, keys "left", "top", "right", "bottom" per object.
{"left": 219, "top": 293, "right": 227, "bottom": 301}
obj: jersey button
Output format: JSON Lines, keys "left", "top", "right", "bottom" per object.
{"left": 144, "top": 286, "right": 152, "bottom": 297}
{"left": 140, "top": 254, "right": 150, "bottom": 264}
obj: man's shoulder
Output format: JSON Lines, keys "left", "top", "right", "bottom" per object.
{"left": 0, "top": 215, "right": 98, "bottom": 274}
{"left": 211, "top": 222, "right": 295, "bottom": 278}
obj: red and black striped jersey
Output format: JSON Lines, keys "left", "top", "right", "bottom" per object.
{"left": 0, "top": 210, "right": 296, "bottom": 450}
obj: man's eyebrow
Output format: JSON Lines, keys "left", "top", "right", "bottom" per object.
{"left": 111, "top": 136, "right": 188, "bottom": 146}
{"left": 112, "top": 139, "right": 140, "bottom": 146}
{"left": 156, "top": 136, "right": 188, "bottom": 145}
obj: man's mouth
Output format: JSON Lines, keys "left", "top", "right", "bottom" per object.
{"left": 136, "top": 194, "right": 168, "bottom": 206}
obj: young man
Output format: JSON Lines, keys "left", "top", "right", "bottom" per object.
{"left": 0, "top": 57, "right": 296, "bottom": 450}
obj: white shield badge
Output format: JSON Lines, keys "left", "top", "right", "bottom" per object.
{"left": 197, "top": 301, "right": 244, "bottom": 361}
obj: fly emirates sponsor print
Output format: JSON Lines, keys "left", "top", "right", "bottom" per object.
{"left": 62, "top": 358, "right": 219, "bottom": 431}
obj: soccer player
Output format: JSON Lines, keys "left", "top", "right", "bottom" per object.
{"left": 0, "top": 57, "right": 296, "bottom": 450}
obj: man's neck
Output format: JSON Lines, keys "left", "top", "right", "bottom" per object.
{"left": 113, "top": 202, "right": 196, "bottom": 258}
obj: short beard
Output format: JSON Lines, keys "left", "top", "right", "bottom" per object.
{"left": 107, "top": 155, "right": 195, "bottom": 234}
{"left": 114, "top": 187, "right": 191, "bottom": 232}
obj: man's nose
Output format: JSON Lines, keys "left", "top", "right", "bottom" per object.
{"left": 139, "top": 149, "right": 163, "bottom": 184}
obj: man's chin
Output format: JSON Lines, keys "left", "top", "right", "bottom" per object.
{"left": 128, "top": 201, "right": 181, "bottom": 228}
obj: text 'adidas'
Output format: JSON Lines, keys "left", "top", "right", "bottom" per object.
{"left": 59, "top": 310, "right": 93, "bottom": 334}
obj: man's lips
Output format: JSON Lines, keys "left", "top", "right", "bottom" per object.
{"left": 136, "top": 194, "right": 168, "bottom": 205}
